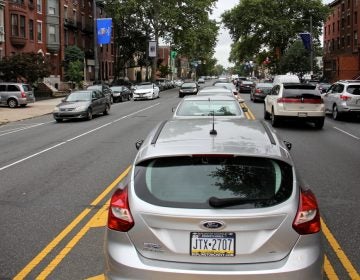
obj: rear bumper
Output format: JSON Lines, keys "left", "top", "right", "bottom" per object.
{"left": 104, "top": 231, "right": 324, "bottom": 280}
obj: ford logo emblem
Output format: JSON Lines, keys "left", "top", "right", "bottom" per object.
{"left": 201, "top": 221, "right": 225, "bottom": 230}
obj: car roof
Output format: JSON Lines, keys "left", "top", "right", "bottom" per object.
{"left": 198, "top": 86, "right": 232, "bottom": 93}
{"left": 135, "top": 119, "right": 293, "bottom": 165}
{"left": 181, "top": 95, "right": 236, "bottom": 101}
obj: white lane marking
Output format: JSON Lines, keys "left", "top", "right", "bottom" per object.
{"left": 333, "top": 127, "right": 360, "bottom": 140}
{"left": 0, "top": 122, "right": 53, "bottom": 136}
{"left": 0, "top": 104, "right": 160, "bottom": 172}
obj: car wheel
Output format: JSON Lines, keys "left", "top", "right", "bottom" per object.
{"left": 271, "top": 108, "right": 280, "bottom": 127}
{"left": 264, "top": 105, "right": 270, "bottom": 120}
{"left": 7, "top": 98, "right": 18, "bottom": 108}
{"left": 103, "top": 104, "right": 110, "bottom": 115}
{"left": 332, "top": 104, "right": 341, "bottom": 120}
{"left": 86, "top": 109, "right": 93, "bottom": 120}
{"left": 179, "top": 93, "right": 183, "bottom": 98}
{"left": 314, "top": 118, "right": 324, "bottom": 129}
{"left": 127, "top": 94, "right": 131, "bottom": 101}
{"left": 110, "top": 96, "right": 114, "bottom": 104}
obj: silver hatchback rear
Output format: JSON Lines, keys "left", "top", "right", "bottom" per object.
{"left": 104, "top": 119, "right": 323, "bottom": 279}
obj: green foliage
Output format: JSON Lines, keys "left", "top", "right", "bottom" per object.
{"left": 158, "top": 65, "right": 172, "bottom": 77}
{"left": 0, "top": 52, "right": 51, "bottom": 85}
{"left": 222, "top": 0, "right": 330, "bottom": 70}
{"left": 279, "top": 40, "right": 311, "bottom": 75}
{"left": 66, "top": 61, "right": 84, "bottom": 86}
{"left": 64, "top": 46, "right": 84, "bottom": 83}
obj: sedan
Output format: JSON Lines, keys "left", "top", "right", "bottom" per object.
{"left": 133, "top": 83, "right": 160, "bottom": 100}
{"left": 213, "top": 82, "right": 238, "bottom": 96}
{"left": 238, "top": 80, "right": 254, "bottom": 93}
{"left": 53, "top": 90, "right": 110, "bottom": 122}
{"left": 250, "top": 82, "right": 273, "bottom": 102}
{"left": 197, "top": 86, "right": 234, "bottom": 97}
{"left": 110, "top": 86, "right": 132, "bottom": 103}
{"left": 179, "top": 82, "right": 199, "bottom": 97}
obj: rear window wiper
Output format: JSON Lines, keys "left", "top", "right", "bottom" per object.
{"left": 208, "top": 196, "right": 271, "bottom": 208}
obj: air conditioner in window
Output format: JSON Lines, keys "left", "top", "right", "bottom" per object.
{"left": 0, "top": 26, "right": 4, "bottom": 34}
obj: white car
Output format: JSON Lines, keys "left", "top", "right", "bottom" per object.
{"left": 264, "top": 83, "right": 325, "bottom": 128}
{"left": 133, "top": 83, "right": 160, "bottom": 100}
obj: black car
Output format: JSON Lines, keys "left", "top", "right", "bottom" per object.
{"left": 178, "top": 82, "right": 199, "bottom": 97}
{"left": 53, "top": 90, "right": 110, "bottom": 122}
{"left": 110, "top": 86, "right": 132, "bottom": 102}
{"left": 250, "top": 82, "right": 273, "bottom": 102}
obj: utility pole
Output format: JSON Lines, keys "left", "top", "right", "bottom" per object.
{"left": 93, "top": 0, "right": 99, "bottom": 82}
{"left": 310, "top": 15, "right": 313, "bottom": 75}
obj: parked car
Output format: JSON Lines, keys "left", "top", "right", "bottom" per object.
{"left": 0, "top": 83, "right": 35, "bottom": 108}
{"left": 213, "top": 82, "right": 238, "bottom": 96}
{"left": 155, "top": 79, "right": 167, "bottom": 91}
{"left": 197, "top": 86, "right": 234, "bottom": 97}
{"left": 197, "top": 77, "right": 205, "bottom": 84}
{"left": 104, "top": 118, "right": 323, "bottom": 279}
{"left": 87, "top": 84, "right": 113, "bottom": 104}
{"left": 322, "top": 80, "right": 360, "bottom": 120}
{"left": 53, "top": 89, "right": 110, "bottom": 122}
{"left": 264, "top": 83, "right": 325, "bottom": 128}
{"left": 250, "top": 82, "right": 273, "bottom": 102}
{"left": 173, "top": 95, "right": 244, "bottom": 118}
{"left": 110, "top": 86, "right": 132, "bottom": 103}
{"left": 179, "top": 82, "right": 199, "bottom": 97}
{"left": 237, "top": 80, "right": 254, "bottom": 93}
{"left": 133, "top": 83, "right": 160, "bottom": 100}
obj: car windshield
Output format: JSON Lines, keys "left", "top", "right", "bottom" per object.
{"left": 134, "top": 156, "right": 293, "bottom": 209}
{"left": 66, "top": 91, "right": 91, "bottom": 101}
{"left": 137, "top": 84, "right": 153, "bottom": 89}
{"left": 176, "top": 100, "right": 242, "bottom": 116}
{"left": 110, "top": 86, "right": 124, "bottom": 91}
{"left": 87, "top": 85, "right": 101, "bottom": 90}
{"left": 181, "top": 83, "right": 196, "bottom": 88}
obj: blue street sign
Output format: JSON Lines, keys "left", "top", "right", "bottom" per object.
{"left": 299, "top": 32, "right": 312, "bottom": 50}
{"left": 96, "top": 18, "right": 112, "bottom": 45}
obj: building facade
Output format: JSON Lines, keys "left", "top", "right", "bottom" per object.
{"left": 323, "top": 0, "right": 360, "bottom": 82}
{"left": 1, "top": 0, "right": 114, "bottom": 87}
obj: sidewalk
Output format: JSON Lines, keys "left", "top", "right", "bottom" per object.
{"left": 0, "top": 98, "right": 63, "bottom": 125}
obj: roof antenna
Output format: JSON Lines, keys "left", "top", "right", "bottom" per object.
{"left": 209, "top": 110, "right": 217, "bottom": 135}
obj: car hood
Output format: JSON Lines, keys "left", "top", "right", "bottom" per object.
{"left": 134, "top": 89, "right": 153, "bottom": 94}
{"left": 57, "top": 101, "right": 91, "bottom": 108}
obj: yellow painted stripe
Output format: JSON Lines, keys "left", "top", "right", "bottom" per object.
{"left": 86, "top": 275, "right": 105, "bottom": 280}
{"left": 321, "top": 218, "right": 360, "bottom": 279}
{"left": 37, "top": 203, "right": 110, "bottom": 279}
{"left": 14, "top": 166, "right": 131, "bottom": 280}
{"left": 324, "top": 254, "right": 340, "bottom": 280}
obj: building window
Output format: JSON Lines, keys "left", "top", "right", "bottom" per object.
{"left": 355, "top": 12, "right": 358, "bottom": 24}
{"left": 347, "top": 13, "right": 351, "bottom": 26}
{"left": 64, "top": 29, "right": 69, "bottom": 46}
{"left": 337, "top": 37, "right": 340, "bottom": 49}
{"left": 73, "top": 9, "right": 77, "bottom": 23}
{"left": 333, "top": 22, "right": 335, "bottom": 32}
{"left": 332, "top": 39, "right": 335, "bottom": 51}
{"left": 29, "top": 19, "right": 34, "bottom": 40}
{"left": 20, "top": 15, "right": 26, "bottom": 38}
{"left": 347, "top": 34, "right": 351, "bottom": 46}
{"left": 338, "top": 20, "right": 340, "bottom": 31}
{"left": 341, "top": 17, "right": 345, "bottom": 28}
{"left": 37, "top": 0, "right": 42, "bottom": 13}
{"left": 354, "top": 31, "right": 358, "bottom": 49}
{"left": 48, "top": 25, "right": 56, "bottom": 42}
{"left": 37, "top": 21, "right": 42, "bottom": 42}
{"left": 11, "top": 14, "right": 19, "bottom": 36}
{"left": 341, "top": 36, "right": 345, "bottom": 47}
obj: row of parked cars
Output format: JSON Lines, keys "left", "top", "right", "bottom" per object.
{"left": 104, "top": 79, "right": 324, "bottom": 279}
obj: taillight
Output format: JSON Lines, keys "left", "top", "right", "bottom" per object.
{"left": 255, "top": 89, "right": 263, "bottom": 93}
{"left": 277, "top": 98, "right": 323, "bottom": 104}
{"left": 108, "top": 187, "right": 134, "bottom": 232}
{"left": 292, "top": 189, "right": 321, "bottom": 235}
{"left": 21, "top": 92, "right": 26, "bottom": 98}
{"left": 340, "top": 94, "right": 351, "bottom": 101}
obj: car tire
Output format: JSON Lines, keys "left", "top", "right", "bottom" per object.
{"left": 314, "top": 118, "right": 324, "bottom": 129}
{"left": 103, "top": 105, "right": 110, "bottom": 115}
{"left": 332, "top": 104, "right": 341, "bottom": 120}
{"left": 271, "top": 108, "right": 280, "bottom": 127}
{"left": 7, "top": 98, "right": 18, "bottom": 108}
{"left": 264, "top": 105, "right": 270, "bottom": 120}
{"left": 110, "top": 96, "right": 114, "bottom": 104}
{"left": 179, "top": 93, "right": 183, "bottom": 98}
{"left": 127, "top": 94, "right": 131, "bottom": 101}
{"left": 20, "top": 104, "right": 27, "bottom": 107}
{"left": 86, "top": 109, "right": 93, "bottom": 120}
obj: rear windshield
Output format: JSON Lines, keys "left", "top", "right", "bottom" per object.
{"left": 134, "top": 156, "right": 293, "bottom": 209}
{"left": 176, "top": 100, "right": 242, "bottom": 116}
{"left": 283, "top": 89, "right": 321, "bottom": 99}
{"left": 346, "top": 85, "right": 360, "bottom": 95}
{"left": 181, "top": 83, "right": 197, "bottom": 88}
{"left": 22, "top": 84, "right": 32, "bottom": 91}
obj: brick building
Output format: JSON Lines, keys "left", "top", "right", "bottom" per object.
{"left": 323, "top": 0, "right": 360, "bottom": 82}
{"left": 0, "top": 0, "right": 114, "bottom": 88}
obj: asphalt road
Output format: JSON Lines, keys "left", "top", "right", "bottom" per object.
{"left": 0, "top": 81, "right": 359, "bottom": 280}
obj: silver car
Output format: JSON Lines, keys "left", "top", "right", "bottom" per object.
{"left": 197, "top": 86, "right": 234, "bottom": 97}
{"left": 104, "top": 118, "right": 323, "bottom": 279}
{"left": 0, "top": 83, "right": 36, "bottom": 108}
{"left": 172, "top": 95, "right": 245, "bottom": 118}
{"left": 323, "top": 80, "right": 360, "bottom": 120}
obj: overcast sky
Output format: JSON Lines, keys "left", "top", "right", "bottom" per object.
{"left": 212, "top": 0, "right": 333, "bottom": 68}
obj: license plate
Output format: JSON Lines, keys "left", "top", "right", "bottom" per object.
{"left": 190, "top": 232, "right": 235, "bottom": 257}
{"left": 298, "top": 112, "right": 308, "bottom": 117}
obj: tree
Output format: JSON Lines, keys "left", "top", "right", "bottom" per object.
{"left": 279, "top": 40, "right": 311, "bottom": 76}
{"left": 64, "top": 46, "right": 84, "bottom": 83}
{"left": 222, "top": 0, "right": 330, "bottom": 72}
{"left": 0, "top": 52, "right": 51, "bottom": 85}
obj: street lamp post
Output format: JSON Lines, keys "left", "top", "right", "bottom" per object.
{"left": 93, "top": 0, "right": 99, "bottom": 82}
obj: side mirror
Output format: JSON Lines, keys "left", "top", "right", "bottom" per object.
{"left": 135, "top": 140, "right": 144, "bottom": 150}
{"left": 283, "top": 141, "right": 292, "bottom": 150}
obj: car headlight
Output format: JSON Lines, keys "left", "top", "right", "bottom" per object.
{"left": 74, "top": 105, "right": 88, "bottom": 112}
{"left": 53, "top": 107, "right": 60, "bottom": 112}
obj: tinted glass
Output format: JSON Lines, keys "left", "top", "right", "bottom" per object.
{"left": 8, "top": 85, "right": 20, "bottom": 92}
{"left": 0, "top": 85, "right": 6, "bottom": 91}
{"left": 176, "top": 100, "right": 242, "bottom": 116}
{"left": 135, "top": 156, "right": 293, "bottom": 209}
{"left": 283, "top": 89, "right": 321, "bottom": 99}
{"left": 181, "top": 83, "right": 197, "bottom": 88}
{"left": 346, "top": 85, "right": 360, "bottom": 95}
